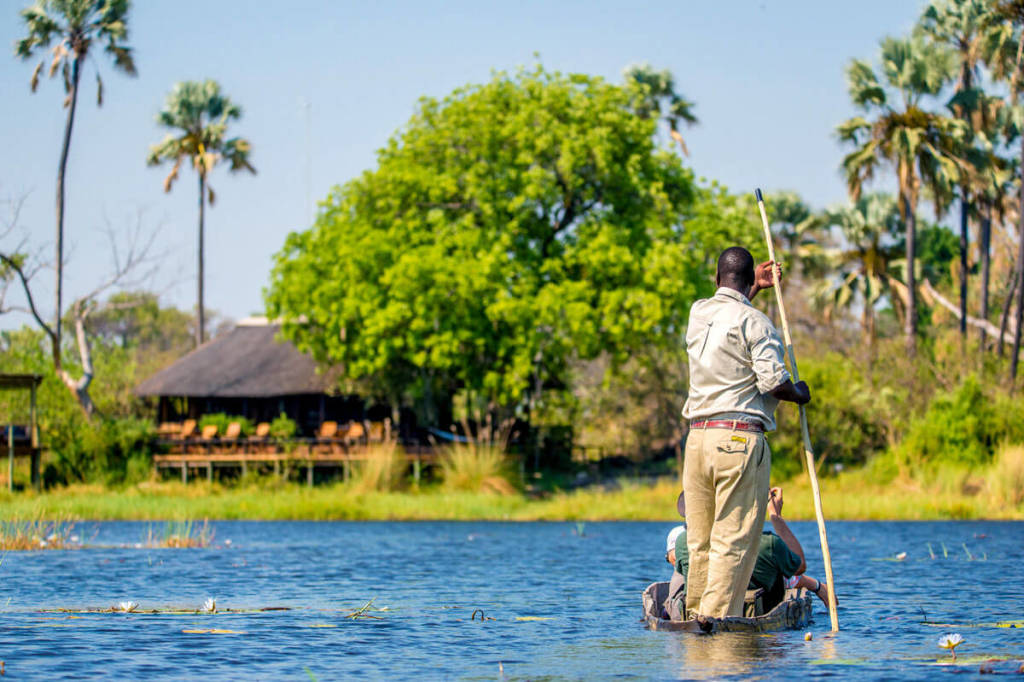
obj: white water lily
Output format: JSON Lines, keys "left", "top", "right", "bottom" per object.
{"left": 937, "top": 633, "right": 963, "bottom": 660}
{"left": 202, "top": 597, "right": 216, "bottom": 613}
{"left": 118, "top": 601, "right": 138, "bottom": 613}
{"left": 895, "top": 552, "right": 907, "bottom": 561}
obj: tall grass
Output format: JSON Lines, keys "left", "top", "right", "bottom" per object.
{"left": 0, "top": 513, "right": 75, "bottom": 550}
{"left": 439, "top": 443, "right": 518, "bottom": 495}
{"left": 143, "top": 519, "right": 213, "bottom": 548}
{"left": 987, "top": 444, "right": 1024, "bottom": 507}
{"left": 349, "top": 442, "right": 406, "bottom": 493}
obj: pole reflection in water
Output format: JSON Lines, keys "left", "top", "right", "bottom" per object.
{"left": 664, "top": 631, "right": 786, "bottom": 679}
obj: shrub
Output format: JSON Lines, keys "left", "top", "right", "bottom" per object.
{"left": 892, "top": 376, "right": 1016, "bottom": 468}
{"left": 269, "top": 413, "right": 297, "bottom": 439}
{"left": 439, "top": 443, "right": 519, "bottom": 495}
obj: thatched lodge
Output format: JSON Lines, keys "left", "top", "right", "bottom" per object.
{"left": 135, "top": 317, "right": 378, "bottom": 435}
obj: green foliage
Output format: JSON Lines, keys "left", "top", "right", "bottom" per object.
{"left": 269, "top": 412, "right": 297, "bottom": 439}
{"left": 772, "top": 354, "right": 893, "bottom": 480}
{"left": 892, "top": 376, "right": 1024, "bottom": 467}
{"left": 266, "top": 65, "right": 761, "bottom": 419}
{"left": 197, "top": 413, "right": 253, "bottom": 437}
{"left": 916, "top": 222, "right": 959, "bottom": 286}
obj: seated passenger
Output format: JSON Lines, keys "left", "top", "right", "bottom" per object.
{"left": 665, "top": 487, "right": 835, "bottom": 619}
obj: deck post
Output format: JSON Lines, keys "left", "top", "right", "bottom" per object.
{"left": 306, "top": 462, "right": 313, "bottom": 487}
{"left": 30, "top": 383, "right": 39, "bottom": 491}
{"left": 274, "top": 458, "right": 280, "bottom": 478}
{"left": 342, "top": 457, "right": 349, "bottom": 483}
{"left": 241, "top": 459, "right": 248, "bottom": 478}
{"left": 181, "top": 460, "right": 188, "bottom": 484}
{"left": 207, "top": 462, "right": 213, "bottom": 483}
{"left": 7, "top": 419, "right": 13, "bottom": 493}
{"left": 413, "top": 452, "right": 421, "bottom": 487}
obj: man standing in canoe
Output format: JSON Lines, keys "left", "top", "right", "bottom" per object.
{"left": 682, "top": 246, "right": 811, "bottom": 623}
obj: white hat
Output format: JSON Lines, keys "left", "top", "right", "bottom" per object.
{"left": 666, "top": 525, "right": 686, "bottom": 553}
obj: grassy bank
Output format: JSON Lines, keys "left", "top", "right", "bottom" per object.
{"left": 1, "top": 466, "right": 1021, "bottom": 521}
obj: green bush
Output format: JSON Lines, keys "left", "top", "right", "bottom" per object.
{"left": 198, "top": 413, "right": 253, "bottom": 437}
{"left": 269, "top": 413, "right": 297, "bottom": 439}
{"left": 892, "top": 376, "right": 1022, "bottom": 468}
{"left": 772, "top": 354, "right": 892, "bottom": 480}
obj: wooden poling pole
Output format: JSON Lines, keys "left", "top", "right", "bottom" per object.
{"left": 755, "top": 188, "right": 839, "bottom": 632}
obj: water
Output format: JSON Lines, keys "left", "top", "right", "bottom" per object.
{"left": 1, "top": 520, "right": 1022, "bottom": 679}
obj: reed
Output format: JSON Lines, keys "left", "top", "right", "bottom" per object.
{"left": 144, "top": 519, "right": 213, "bottom": 548}
{"left": 0, "top": 513, "right": 75, "bottom": 550}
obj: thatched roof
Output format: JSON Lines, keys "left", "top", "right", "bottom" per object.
{"left": 135, "top": 319, "right": 337, "bottom": 398}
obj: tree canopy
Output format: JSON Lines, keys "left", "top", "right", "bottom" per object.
{"left": 265, "top": 66, "right": 759, "bottom": 421}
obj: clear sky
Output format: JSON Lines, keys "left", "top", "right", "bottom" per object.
{"left": 0, "top": 0, "right": 927, "bottom": 331}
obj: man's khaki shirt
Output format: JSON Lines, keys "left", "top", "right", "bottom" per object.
{"left": 681, "top": 287, "right": 790, "bottom": 431}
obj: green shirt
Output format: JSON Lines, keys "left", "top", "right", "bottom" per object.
{"left": 674, "top": 529, "right": 802, "bottom": 591}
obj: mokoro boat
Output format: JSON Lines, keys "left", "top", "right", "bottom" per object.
{"left": 641, "top": 581, "right": 813, "bottom": 633}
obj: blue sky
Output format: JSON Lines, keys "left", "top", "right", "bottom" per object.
{"left": 0, "top": 1, "right": 926, "bottom": 330}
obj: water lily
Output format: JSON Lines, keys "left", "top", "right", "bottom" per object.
{"left": 938, "top": 633, "right": 964, "bottom": 660}
{"left": 895, "top": 552, "right": 907, "bottom": 561}
{"left": 118, "top": 601, "right": 138, "bottom": 613}
{"left": 202, "top": 597, "right": 216, "bottom": 613}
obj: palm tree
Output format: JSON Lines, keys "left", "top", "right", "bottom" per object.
{"left": 623, "top": 63, "right": 697, "bottom": 155}
{"left": 811, "top": 193, "right": 904, "bottom": 351}
{"left": 147, "top": 80, "right": 255, "bottom": 346}
{"left": 988, "top": 1, "right": 1024, "bottom": 381}
{"left": 919, "top": 0, "right": 997, "bottom": 342}
{"left": 837, "top": 35, "right": 967, "bottom": 355}
{"left": 15, "top": 0, "right": 136, "bottom": 370}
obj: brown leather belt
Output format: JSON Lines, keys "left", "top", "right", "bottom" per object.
{"left": 690, "top": 419, "right": 764, "bottom": 432}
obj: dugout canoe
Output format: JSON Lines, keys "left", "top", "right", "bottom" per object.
{"left": 641, "top": 582, "right": 813, "bottom": 633}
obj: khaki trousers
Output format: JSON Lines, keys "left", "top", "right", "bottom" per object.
{"left": 683, "top": 426, "right": 770, "bottom": 618}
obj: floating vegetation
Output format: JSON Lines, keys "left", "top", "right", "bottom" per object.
{"left": 44, "top": 606, "right": 293, "bottom": 615}
{"left": 117, "top": 601, "right": 139, "bottom": 613}
{"left": 345, "top": 599, "right": 385, "bottom": 620}
{"left": 143, "top": 519, "right": 213, "bottom": 548}
{"left": 0, "top": 514, "right": 76, "bottom": 550}
{"left": 202, "top": 597, "right": 216, "bottom": 613}
{"left": 925, "top": 620, "right": 1024, "bottom": 629}
{"left": 514, "top": 616, "right": 553, "bottom": 622}
{"left": 181, "top": 628, "right": 245, "bottom": 635}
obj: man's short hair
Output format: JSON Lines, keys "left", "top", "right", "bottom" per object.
{"left": 717, "top": 247, "right": 755, "bottom": 289}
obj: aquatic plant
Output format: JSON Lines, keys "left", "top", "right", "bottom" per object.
{"left": 143, "top": 519, "right": 213, "bottom": 548}
{"left": 118, "top": 601, "right": 138, "bottom": 613}
{"left": 345, "top": 598, "right": 383, "bottom": 620}
{"left": 202, "top": 597, "right": 216, "bottom": 613}
{"left": 0, "top": 514, "right": 75, "bottom": 550}
{"left": 938, "top": 633, "right": 964, "bottom": 660}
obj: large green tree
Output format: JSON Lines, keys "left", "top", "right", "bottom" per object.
{"left": 147, "top": 80, "right": 255, "bottom": 347}
{"left": 838, "top": 35, "right": 966, "bottom": 355}
{"left": 14, "top": 0, "right": 135, "bottom": 373}
{"left": 266, "top": 66, "right": 757, "bottom": 426}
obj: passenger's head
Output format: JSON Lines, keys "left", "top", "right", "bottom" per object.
{"left": 665, "top": 524, "right": 686, "bottom": 565}
{"left": 716, "top": 246, "right": 755, "bottom": 293}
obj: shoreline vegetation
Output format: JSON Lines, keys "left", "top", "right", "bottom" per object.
{"left": 1, "top": 466, "right": 1021, "bottom": 522}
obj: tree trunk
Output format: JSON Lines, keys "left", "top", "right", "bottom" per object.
{"left": 1011, "top": 135, "right": 1024, "bottom": 382}
{"left": 904, "top": 194, "right": 917, "bottom": 357}
{"left": 54, "top": 55, "right": 83, "bottom": 370}
{"left": 196, "top": 171, "right": 206, "bottom": 347}
{"left": 958, "top": 192, "right": 969, "bottom": 341}
{"left": 998, "top": 265, "right": 1017, "bottom": 358}
{"left": 979, "top": 205, "right": 991, "bottom": 351}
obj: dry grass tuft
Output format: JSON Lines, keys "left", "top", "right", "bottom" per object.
{"left": 987, "top": 443, "right": 1024, "bottom": 507}
{"left": 439, "top": 443, "right": 518, "bottom": 495}
{"left": 349, "top": 442, "right": 406, "bottom": 493}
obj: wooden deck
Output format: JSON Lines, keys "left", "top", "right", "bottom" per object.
{"left": 152, "top": 444, "right": 437, "bottom": 485}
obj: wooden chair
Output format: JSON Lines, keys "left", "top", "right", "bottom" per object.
{"left": 173, "top": 419, "right": 198, "bottom": 453}
{"left": 222, "top": 421, "right": 242, "bottom": 453}
{"left": 368, "top": 421, "right": 385, "bottom": 443}
{"left": 315, "top": 421, "right": 344, "bottom": 455}
{"left": 199, "top": 424, "right": 218, "bottom": 453}
{"left": 248, "top": 422, "right": 271, "bottom": 453}
{"left": 344, "top": 421, "right": 366, "bottom": 447}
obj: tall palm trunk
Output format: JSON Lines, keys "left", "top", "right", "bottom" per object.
{"left": 958, "top": 192, "right": 969, "bottom": 340}
{"left": 903, "top": 193, "right": 917, "bottom": 356}
{"left": 1011, "top": 134, "right": 1024, "bottom": 382}
{"left": 979, "top": 204, "right": 991, "bottom": 351}
{"left": 196, "top": 171, "right": 206, "bottom": 347}
{"left": 54, "top": 54, "right": 83, "bottom": 369}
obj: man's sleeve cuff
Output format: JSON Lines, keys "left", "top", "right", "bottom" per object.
{"left": 757, "top": 369, "right": 791, "bottom": 395}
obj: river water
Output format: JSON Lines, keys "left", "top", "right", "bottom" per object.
{"left": 0, "top": 520, "right": 1021, "bottom": 679}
